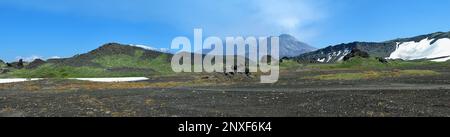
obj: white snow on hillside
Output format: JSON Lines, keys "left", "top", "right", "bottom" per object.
{"left": 317, "top": 58, "right": 325, "bottom": 62}
{"left": 388, "top": 38, "right": 450, "bottom": 62}
{"left": 337, "top": 49, "right": 351, "bottom": 61}
{"left": 317, "top": 49, "right": 351, "bottom": 63}
{"left": 130, "top": 44, "right": 170, "bottom": 53}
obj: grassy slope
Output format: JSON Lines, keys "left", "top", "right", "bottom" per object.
{"left": 4, "top": 50, "right": 450, "bottom": 79}
{"left": 304, "top": 57, "right": 446, "bottom": 70}
{"left": 9, "top": 50, "right": 173, "bottom": 78}
{"left": 280, "top": 57, "right": 447, "bottom": 81}
{"left": 306, "top": 70, "right": 439, "bottom": 80}
{"left": 92, "top": 50, "right": 172, "bottom": 74}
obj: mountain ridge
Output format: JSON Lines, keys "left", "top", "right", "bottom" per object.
{"left": 47, "top": 43, "right": 172, "bottom": 67}
{"left": 294, "top": 31, "right": 450, "bottom": 63}
{"left": 199, "top": 34, "right": 316, "bottom": 58}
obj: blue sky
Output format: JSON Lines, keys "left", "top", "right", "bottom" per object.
{"left": 1, "top": 0, "right": 450, "bottom": 61}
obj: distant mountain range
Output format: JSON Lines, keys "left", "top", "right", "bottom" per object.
{"left": 200, "top": 34, "right": 316, "bottom": 58}
{"left": 293, "top": 31, "right": 450, "bottom": 63}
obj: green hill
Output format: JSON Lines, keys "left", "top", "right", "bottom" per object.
{"left": 11, "top": 43, "right": 174, "bottom": 78}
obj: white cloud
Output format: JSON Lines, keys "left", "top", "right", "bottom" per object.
{"left": 182, "top": 0, "right": 328, "bottom": 43}
{"left": 15, "top": 55, "right": 42, "bottom": 62}
{"left": 250, "top": 0, "right": 327, "bottom": 41}
{"left": 15, "top": 55, "right": 64, "bottom": 62}
{"left": 159, "top": 48, "right": 170, "bottom": 52}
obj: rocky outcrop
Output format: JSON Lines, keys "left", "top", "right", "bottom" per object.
{"left": 343, "top": 49, "right": 370, "bottom": 61}
{"left": 7, "top": 59, "right": 24, "bottom": 69}
{"left": 25, "top": 59, "right": 46, "bottom": 69}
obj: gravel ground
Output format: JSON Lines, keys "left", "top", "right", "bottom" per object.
{"left": 0, "top": 67, "right": 449, "bottom": 117}
{"left": 0, "top": 85, "right": 448, "bottom": 117}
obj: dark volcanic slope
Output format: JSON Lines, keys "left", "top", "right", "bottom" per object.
{"left": 294, "top": 31, "right": 450, "bottom": 63}
{"left": 47, "top": 43, "right": 173, "bottom": 67}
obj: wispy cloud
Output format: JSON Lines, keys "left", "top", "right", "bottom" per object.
{"left": 49, "top": 56, "right": 62, "bottom": 59}
{"left": 15, "top": 55, "right": 63, "bottom": 62}
{"left": 15, "top": 55, "right": 42, "bottom": 62}
{"left": 251, "top": 0, "right": 327, "bottom": 40}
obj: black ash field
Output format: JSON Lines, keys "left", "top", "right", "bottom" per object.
{"left": 0, "top": 60, "right": 449, "bottom": 117}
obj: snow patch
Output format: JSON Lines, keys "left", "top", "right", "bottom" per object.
{"left": 130, "top": 44, "right": 169, "bottom": 53}
{"left": 0, "top": 78, "right": 42, "bottom": 84}
{"left": 317, "top": 58, "right": 325, "bottom": 63}
{"left": 431, "top": 56, "right": 450, "bottom": 62}
{"left": 337, "top": 49, "right": 351, "bottom": 61}
{"left": 326, "top": 55, "right": 332, "bottom": 62}
{"left": 0, "top": 77, "right": 149, "bottom": 83}
{"left": 69, "top": 77, "right": 149, "bottom": 82}
{"left": 389, "top": 38, "right": 450, "bottom": 62}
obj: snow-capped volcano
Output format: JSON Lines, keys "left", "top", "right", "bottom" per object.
{"left": 388, "top": 38, "right": 450, "bottom": 62}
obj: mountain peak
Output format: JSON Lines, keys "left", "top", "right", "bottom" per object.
{"left": 91, "top": 43, "right": 143, "bottom": 55}
{"left": 279, "top": 34, "right": 297, "bottom": 40}
{"left": 277, "top": 34, "right": 316, "bottom": 57}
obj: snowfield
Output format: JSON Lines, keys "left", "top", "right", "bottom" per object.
{"left": 0, "top": 78, "right": 42, "bottom": 84}
{"left": 317, "top": 58, "right": 325, "bottom": 62}
{"left": 69, "top": 77, "right": 149, "bottom": 82}
{"left": 389, "top": 38, "right": 450, "bottom": 62}
{"left": 70, "top": 77, "right": 148, "bottom": 82}
{"left": 0, "top": 77, "right": 149, "bottom": 84}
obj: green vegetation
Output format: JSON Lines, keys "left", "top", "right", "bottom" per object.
{"left": 280, "top": 60, "right": 303, "bottom": 69}
{"left": 335, "top": 57, "right": 388, "bottom": 69}
{"left": 10, "top": 64, "right": 154, "bottom": 78}
{"left": 306, "top": 70, "right": 439, "bottom": 80}
{"left": 284, "top": 57, "right": 444, "bottom": 81}
{"left": 9, "top": 50, "right": 174, "bottom": 78}
{"left": 146, "top": 54, "right": 173, "bottom": 74}
{"left": 92, "top": 50, "right": 173, "bottom": 74}
{"left": 0, "top": 60, "right": 5, "bottom": 68}
{"left": 303, "top": 57, "right": 445, "bottom": 70}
